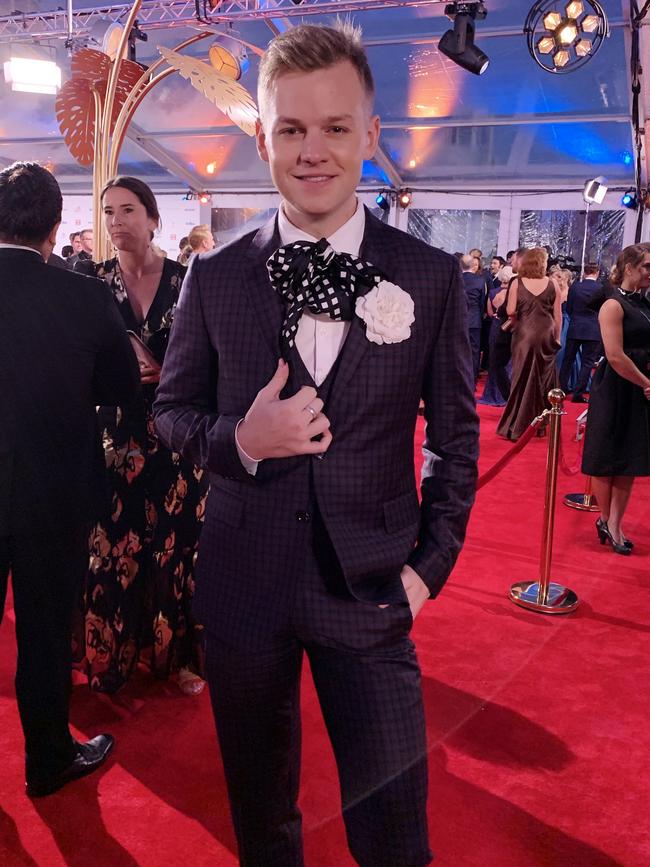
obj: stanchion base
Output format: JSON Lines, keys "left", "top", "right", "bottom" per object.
{"left": 509, "top": 581, "right": 579, "bottom": 614}
{"left": 563, "top": 492, "right": 599, "bottom": 512}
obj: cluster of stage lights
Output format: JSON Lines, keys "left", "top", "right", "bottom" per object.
{"left": 376, "top": 190, "right": 412, "bottom": 211}
{"left": 525, "top": 0, "right": 609, "bottom": 74}
{"left": 183, "top": 190, "right": 211, "bottom": 204}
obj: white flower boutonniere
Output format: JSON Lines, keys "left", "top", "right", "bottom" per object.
{"left": 355, "top": 280, "right": 415, "bottom": 345}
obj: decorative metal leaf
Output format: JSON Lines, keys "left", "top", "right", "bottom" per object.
{"left": 158, "top": 46, "right": 258, "bottom": 136}
{"left": 71, "top": 48, "right": 111, "bottom": 84}
{"left": 116, "top": 58, "right": 147, "bottom": 94}
{"left": 71, "top": 48, "right": 143, "bottom": 94}
{"left": 55, "top": 77, "right": 98, "bottom": 166}
{"left": 55, "top": 78, "right": 134, "bottom": 166}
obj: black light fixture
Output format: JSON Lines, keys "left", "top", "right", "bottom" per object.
{"left": 621, "top": 189, "right": 639, "bottom": 210}
{"left": 524, "top": 1, "right": 609, "bottom": 74}
{"left": 438, "top": 3, "right": 490, "bottom": 76}
{"left": 376, "top": 191, "right": 390, "bottom": 211}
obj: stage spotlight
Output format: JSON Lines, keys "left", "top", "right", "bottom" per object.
{"left": 209, "top": 35, "right": 249, "bottom": 80}
{"left": 376, "top": 191, "right": 390, "bottom": 211}
{"left": 621, "top": 189, "right": 638, "bottom": 210}
{"left": 583, "top": 175, "right": 608, "bottom": 204}
{"left": 525, "top": 0, "right": 609, "bottom": 74}
{"left": 438, "top": 3, "right": 490, "bottom": 76}
{"left": 398, "top": 190, "right": 412, "bottom": 209}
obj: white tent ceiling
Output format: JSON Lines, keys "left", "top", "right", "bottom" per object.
{"left": 0, "top": 0, "right": 640, "bottom": 196}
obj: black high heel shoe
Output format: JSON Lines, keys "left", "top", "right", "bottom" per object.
{"left": 596, "top": 519, "right": 632, "bottom": 555}
{"left": 596, "top": 518, "right": 633, "bottom": 550}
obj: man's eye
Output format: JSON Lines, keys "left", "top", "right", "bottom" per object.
{"left": 328, "top": 126, "right": 347, "bottom": 134}
{"left": 280, "top": 127, "right": 299, "bottom": 136}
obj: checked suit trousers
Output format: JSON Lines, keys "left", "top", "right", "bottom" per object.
{"left": 204, "top": 510, "right": 432, "bottom": 867}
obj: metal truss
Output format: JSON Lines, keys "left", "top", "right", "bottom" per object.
{"left": 0, "top": 0, "right": 446, "bottom": 43}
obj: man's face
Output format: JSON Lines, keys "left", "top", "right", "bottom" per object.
{"left": 80, "top": 230, "right": 93, "bottom": 254}
{"left": 72, "top": 235, "right": 82, "bottom": 253}
{"left": 256, "top": 60, "right": 380, "bottom": 235}
{"left": 490, "top": 258, "right": 500, "bottom": 275}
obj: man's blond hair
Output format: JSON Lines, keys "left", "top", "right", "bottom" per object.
{"left": 188, "top": 224, "right": 213, "bottom": 251}
{"left": 258, "top": 22, "right": 374, "bottom": 116}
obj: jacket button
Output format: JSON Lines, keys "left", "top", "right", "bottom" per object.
{"left": 314, "top": 453, "right": 324, "bottom": 461}
{"left": 295, "top": 511, "right": 311, "bottom": 523}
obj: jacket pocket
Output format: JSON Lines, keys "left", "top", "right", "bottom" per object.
{"left": 383, "top": 491, "right": 420, "bottom": 534}
{"left": 206, "top": 486, "right": 245, "bottom": 529}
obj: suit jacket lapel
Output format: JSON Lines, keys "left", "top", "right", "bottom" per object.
{"left": 330, "top": 208, "right": 400, "bottom": 399}
{"left": 242, "top": 215, "right": 285, "bottom": 361}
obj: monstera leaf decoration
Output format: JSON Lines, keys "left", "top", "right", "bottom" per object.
{"left": 55, "top": 48, "right": 145, "bottom": 166}
{"left": 158, "top": 46, "right": 258, "bottom": 136}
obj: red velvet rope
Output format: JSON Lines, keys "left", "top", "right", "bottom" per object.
{"left": 558, "top": 433, "right": 585, "bottom": 477}
{"left": 477, "top": 416, "right": 544, "bottom": 490}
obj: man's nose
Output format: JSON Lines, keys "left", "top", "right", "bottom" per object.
{"left": 299, "top": 128, "right": 327, "bottom": 163}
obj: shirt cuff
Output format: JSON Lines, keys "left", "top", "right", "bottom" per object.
{"left": 234, "top": 418, "right": 259, "bottom": 476}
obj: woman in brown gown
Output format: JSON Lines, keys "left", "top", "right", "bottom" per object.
{"left": 497, "top": 247, "right": 562, "bottom": 441}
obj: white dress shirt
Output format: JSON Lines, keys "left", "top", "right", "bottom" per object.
{"left": 0, "top": 242, "right": 43, "bottom": 259}
{"left": 236, "top": 201, "right": 366, "bottom": 472}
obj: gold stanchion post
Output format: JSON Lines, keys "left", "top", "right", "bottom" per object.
{"left": 510, "top": 389, "right": 579, "bottom": 614}
{"left": 564, "top": 475, "right": 600, "bottom": 511}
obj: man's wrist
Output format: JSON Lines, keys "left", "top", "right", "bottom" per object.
{"left": 235, "top": 419, "right": 260, "bottom": 474}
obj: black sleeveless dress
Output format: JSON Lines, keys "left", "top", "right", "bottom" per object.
{"left": 582, "top": 292, "right": 650, "bottom": 477}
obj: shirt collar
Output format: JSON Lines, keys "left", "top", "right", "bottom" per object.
{"left": 0, "top": 242, "right": 43, "bottom": 260}
{"left": 277, "top": 200, "right": 366, "bottom": 257}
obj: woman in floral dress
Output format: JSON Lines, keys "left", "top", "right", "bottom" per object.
{"left": 73, "top": 176, "right": 208, "bottom": 694}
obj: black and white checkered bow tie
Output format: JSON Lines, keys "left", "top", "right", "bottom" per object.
{"left": 266, "top": 238, "right": 383, "bottom": 357}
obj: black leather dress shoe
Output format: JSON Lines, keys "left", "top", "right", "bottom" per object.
{"left": 26, "top": 734, "right": 115, "bottom": 797}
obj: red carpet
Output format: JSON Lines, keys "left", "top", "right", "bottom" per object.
{"left": 2, "top": 397, "right": 649, "bottom": 866}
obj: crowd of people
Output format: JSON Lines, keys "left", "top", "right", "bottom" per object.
{"left": 459, "top": 241, "right": 650, "bottom": 556}
{"left": 0, "top": 19, "right": 648, "bottom": 867}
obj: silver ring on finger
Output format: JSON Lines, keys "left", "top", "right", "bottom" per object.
{"left": 306, "top": 404, "right": 317, "bottom": 420}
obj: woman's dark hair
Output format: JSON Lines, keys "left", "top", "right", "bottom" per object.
{"left": 0, "top": 161, "right": 62, "bottom": 244}
{"left": 610, "top": 244, "right": 649, "bottom": 287}
{"left": 101, "top": 176, "right": 161, "bottom": 239}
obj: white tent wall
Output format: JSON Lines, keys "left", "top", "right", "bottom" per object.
{"left": 56, "top": 187, "right": 636, "bottom": 270}
{"left": 57, "top": 195, "right": 201, "bottom": 258}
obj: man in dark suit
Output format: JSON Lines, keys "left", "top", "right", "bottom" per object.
{"left": 559, "top": 263, "right": 603, "bottom": 402}
{"left": 68, "top": 226, "right": 94, "bottom": 270}
{"left": 461, "top": 253, "right": 486, "bottom": 383}
{"left": 0, "top": 162, "right": 140, "bottom": 797}
{"left": 154, "top": 23, "right": 478, "bottom": 867}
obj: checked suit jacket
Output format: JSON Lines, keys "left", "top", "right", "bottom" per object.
{"left": 154, "top": 208, "right": 479, "bottom": 645}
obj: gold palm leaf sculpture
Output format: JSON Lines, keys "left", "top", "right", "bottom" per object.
{"left": 53, "top": 0, "right": 262, "bottom": 260}
{"left": 158, "top": 46, "right": 258, "bottom": 137}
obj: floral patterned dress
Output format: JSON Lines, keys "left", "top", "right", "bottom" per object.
{"left": 72, "top": 257, "right": 208, "bottom": 693}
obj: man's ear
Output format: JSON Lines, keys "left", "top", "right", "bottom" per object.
{"left": 47, "top": 221, "right": 61, "bottom": 250}
{"left": 363, "top": 114, "right": 381, "bottom": 161}
{"left": 256, "top": 119, "right": 270, "bottom": 164}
